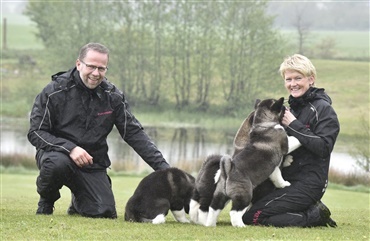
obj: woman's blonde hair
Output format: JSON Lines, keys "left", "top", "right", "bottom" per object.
{"left": 279, "top": 54, "right": 317, "bottom": 80}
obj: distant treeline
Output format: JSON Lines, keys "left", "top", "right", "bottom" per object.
{"left": 268, "top": 1, "right": 369, "bottom": 31}
{"left": 24, "top": 1, "right": 287, "bottom": 112}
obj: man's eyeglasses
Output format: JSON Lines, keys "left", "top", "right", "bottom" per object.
{"left": 79, "top": 59, "right": 108, "bottom": 73}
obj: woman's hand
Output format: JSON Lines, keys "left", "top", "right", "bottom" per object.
{"left": 70, "top": 146, "right": 93, "bottom": 167}
{"left": 282, "top": 108, "right": 297, "bottom": 127}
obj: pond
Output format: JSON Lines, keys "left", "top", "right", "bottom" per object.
{"left": 1, "top": 126, "right": 364, "bottom": 174}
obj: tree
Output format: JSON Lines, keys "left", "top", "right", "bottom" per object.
{"left": 24, "top": 0, "right": 286, "bottom": 112}
{"left": 350, "top": 115, "right": 370, "bottom": 173}
{"left": 192, "top": 2, "right": 219, "bottom": 111}
{"left": 218, "top": 1, "right": 284, "bottom": 114}
{"left": 167, "top": 0, "right": 195, "bottom": 109}
{"left": 291, "top": 5, "right": 312, "bottom": 55}
{"left": 24, "top": 1, "right": 113, "bottom": 69}
{"left": 315, "top": 37, "right": 337, "bottom": 59}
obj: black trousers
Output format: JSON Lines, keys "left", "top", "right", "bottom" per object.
{"left": 242, "top": 180, "right": 324, "bottom": 227}
{"left": 36, "top": 150, "right": 116, "bottom": 218}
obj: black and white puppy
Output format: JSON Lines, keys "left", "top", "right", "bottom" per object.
{"left": 125, "top": 167, "right": 195, "bottom": 224}
{"left": 190, "top": 97, "right": 301, "bottom": 227}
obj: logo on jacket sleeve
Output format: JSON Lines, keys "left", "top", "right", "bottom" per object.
{"left": 97, "top": 111, "right": 113, "bottom": 116}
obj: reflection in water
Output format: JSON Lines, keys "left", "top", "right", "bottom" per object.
{"left": 108, "top": 126, "right": 234, "bottom": 174}
{"left": 1, "top": 127, "right": 361, "bottom": 174}
{"left": 2, "top": 126, "right": 232, "bottom": 173}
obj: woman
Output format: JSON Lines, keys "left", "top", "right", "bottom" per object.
{"left": 242, "top": 54, "right": 339, "bottom": 227}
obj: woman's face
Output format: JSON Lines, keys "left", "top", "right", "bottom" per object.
{"left": 284, "top": 70, "right": 315, "bottom": 98}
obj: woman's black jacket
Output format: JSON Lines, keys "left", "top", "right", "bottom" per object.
{"left": 283, "top": 87, "right": 340, "bottom": 196}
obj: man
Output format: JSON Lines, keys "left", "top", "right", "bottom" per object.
{"left": 28, "top": 43, "right": 170, "bottom": 218}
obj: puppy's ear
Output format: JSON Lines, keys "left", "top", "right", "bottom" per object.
{"left": 233, "top": 110, "right": 254, "bottom": 156}
{"left": 254, "top": 99, "right": 261, "bottom": 109}
{"left": 271, "top": 97, "right": 284, "bottom": 112}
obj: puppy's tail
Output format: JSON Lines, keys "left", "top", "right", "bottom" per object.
{"left": 220, "top": 155, "right": 233, "bottom": 180}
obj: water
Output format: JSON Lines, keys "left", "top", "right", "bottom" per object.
{"left": 1, "top": 127, "right": 364, "bottom": 174}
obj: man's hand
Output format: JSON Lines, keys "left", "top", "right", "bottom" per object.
{"left": 70, "top": 146, "right": 93, "bottom": 167}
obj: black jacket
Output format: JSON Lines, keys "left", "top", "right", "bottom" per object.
{"left": 28, "top": 67, "right": 169, "bottom": 170}
{"left": 283, "top": 88, "right": 340, "bottom": 192}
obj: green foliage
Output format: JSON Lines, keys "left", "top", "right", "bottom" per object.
{"left": 349, "top": 115, "right": 370, "bottom": 173}
{"left": 24, "top": 1, "right": 114, "bottom": 67}
{"left": 23, "top": 0, "right": 285, "bottom": 112}
{"left": 329, "top": 168, "right": 369, "bottom": 188}
{"left": 0, "top": 154, "right": 37, "bottom": 170}
{"left": 1, "top": 173, "right": 369, "bottom": 240}
{"left": 1, "top": 58, "right": 368, "bottom": 140}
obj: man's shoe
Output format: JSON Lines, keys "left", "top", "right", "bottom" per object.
{"left": 36, "top": 199, "right": 54, "bottom": 215}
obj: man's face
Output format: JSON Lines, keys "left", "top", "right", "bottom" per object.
{"left": 76, "top": 50, "right": 108, "bottom": 89}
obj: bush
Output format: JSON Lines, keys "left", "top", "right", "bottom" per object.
{"left": 329, "top": 168, "right": 370, "bottom": 188}
{"left": 1, "top": 154, "right": 37, "bottom": 170}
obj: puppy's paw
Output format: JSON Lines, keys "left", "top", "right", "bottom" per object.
{"left": 274, "top": 180, "right": 291, "bottom": 188}
{"left": 232, "top": 221, "right": 245, "bottom": 228}
{"left": 205, "top": 208, "right": 220, "bottom": 227}
{"left": 280, "top": 181, "right": 291, "bottom": 188}
{"left": 179, "top": 218, "right": 190, "bottom": 223}
{"left": 198, "top": 210, "right": 208, "bottom": 226}
{"left": 189, "top": 200, "right": 200, "bottom": 223}
{"left": 204, "top": 217, "right": 217, "bottom": 227}
{"left": 172, "top": 208, "right": 190, "bottom": 223}
{"left": 283, "top": 155, "right": 293, "bottom": 167}
{"left": 152, "top": 214, "right": 166, "bottom": 224}
{"left": 230, "top": 208, "right": 247, "bottom": 228}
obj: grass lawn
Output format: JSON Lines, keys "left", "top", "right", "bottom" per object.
{"left": 1, "top": 172, "right": 369, "bottom": 241}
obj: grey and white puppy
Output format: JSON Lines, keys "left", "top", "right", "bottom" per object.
{"left": 190, "top": 97, "right": 301, "bottom": 227}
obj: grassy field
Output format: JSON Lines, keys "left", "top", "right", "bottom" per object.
{"left": 2, "top": 13, "right": 369, "bottom": 59}
{"left": 1, "top": 13, "right": 43, "bottom": 50}
{"left": 1, "top": 171, "right": 369, "bottom": 241}
{"left": 280, "top": 30, "right": 369, "bottom": 60}
{"left": 1, "top": 12, "right": 369, "bottom": 241}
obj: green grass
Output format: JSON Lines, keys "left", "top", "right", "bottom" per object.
{"left": 1, "top": 13, "right": 43, "bottom": 50}
{"left": 2, "top": 24, "right": 43, "bottom": 50}
{"left": 280, "top": 30, "right": 369, "bottom": 60}
{"left": 1, "top": 172, "right": 369, "bottom": 240}
{"left": 312, "top": 59, "right": 370, "bottom": 139}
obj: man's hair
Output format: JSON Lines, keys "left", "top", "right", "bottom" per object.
{"left": 279, "top": 54, "right": 317, "bottom": 79}
{"left": 78, "top": 43, "right": 109, "bottom": 61}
